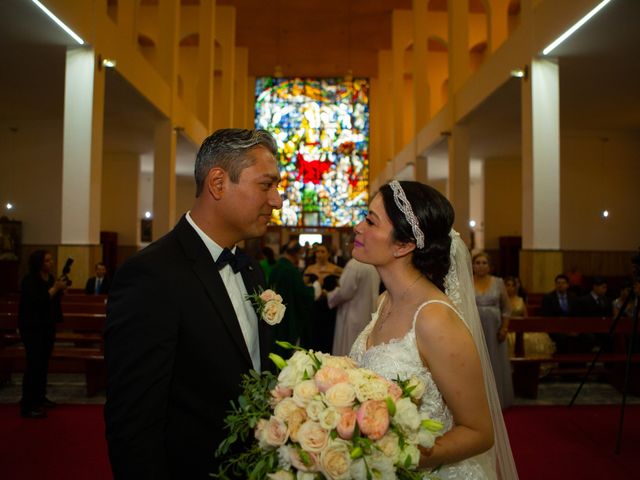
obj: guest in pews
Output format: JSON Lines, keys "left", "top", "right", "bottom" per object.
{"left": 18, "top": 250, "right": 68, "bottom": 418}
{"left": 505, "top": 276, "right": 555, "bottom": 363}
{"left": 104, "top": 129, "right": 282, "bottom": 479}
{"left": 541, "top": 274, "right": 577, "bottom": 317}
{"left": 472, "top": 252, "right": 514, "bottom": 408}
{"left": 613, "top": 281, "right": 637, "bottom": 318}
{"left": 84, "top": 262, "right": 110, "bottom": 295}
{"left": 577, "top": 277, "right": 613, "bottom": 351}
{"left": 541, "top": 274, "right": 579, "bottom": 354}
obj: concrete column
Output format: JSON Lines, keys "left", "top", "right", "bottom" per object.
{"left": 412, "top": 0, "right": 430, "bottom": 132}
{"left": 101, "top": 152, "right": 140, "bottom": 247}
{"left": 447, "top": 125, "right": 470, "bottom": 243}
{"left": 415, "top": 155, "right": 429, "bottom": 184}
{"left": 157, "top": 0, "right": 180, "bottom": 88}
{"left": 118, "top": 0, "right": 136, "bottom": 43}
{"left": 392, "top": 10, "right": 412, "bottom": 155}
{"left": 447, "top": 0, "right": 470, "bottom": 94}
{"left": 520, "top": 58, "right": 562, "bottom": 292}
{"left": 377, "top": 50, "right": 394, "bottom": 179}
{"left": 197, "top": 0, "right": 216, "bottom": 130}
{"left": 234, "top": 46, "right": 249, "bottom": 128}
{"left": 213, "top": 6, "right": 236, "bottom": 130}
{"left": 489, "top": 0, "right": 511, "bottom": 52}
{"left": 61, "top": 47, "right": 104, "bottom": 246}
{"left": 152, "top": 120, "right": 177, "bottom": 239}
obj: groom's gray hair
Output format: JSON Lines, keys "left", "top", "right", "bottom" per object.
{"left": 194, "top": 128, "right": 277, "bottom": 197}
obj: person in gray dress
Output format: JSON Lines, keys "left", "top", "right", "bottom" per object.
{"left": 472, "top": 252, "right": 514, "bottom": 409}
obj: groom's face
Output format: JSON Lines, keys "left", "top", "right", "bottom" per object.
{"left": 220, "top": 145, "right": 282, "bottom": 241}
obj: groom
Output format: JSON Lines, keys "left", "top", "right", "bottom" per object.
{"left": 104, "top": 129, "right": 283, "bottom": 479}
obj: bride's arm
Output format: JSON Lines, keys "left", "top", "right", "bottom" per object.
{"left": 414, "top": 305, "right": 494, "bottom": 468}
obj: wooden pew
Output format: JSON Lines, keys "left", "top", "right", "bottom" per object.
{"left": 0, "top": 312, "right": 106, "bottom": 396}
{"left": 508, "top": 316, "right": 640, "bottom": 398}
{"left": 0, "top": 301, "right": 106, "bottom": 315}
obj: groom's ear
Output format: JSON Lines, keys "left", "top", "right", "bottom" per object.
{"left": 207, "top": 167, "right": 226, "bottom": 200}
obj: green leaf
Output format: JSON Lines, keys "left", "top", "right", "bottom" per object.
{"left": 386, "top": 396, "right": 396, "bottom": 416}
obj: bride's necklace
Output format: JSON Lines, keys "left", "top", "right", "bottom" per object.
{"left": 377, "top": 273, "right": 422, "bottom": 329}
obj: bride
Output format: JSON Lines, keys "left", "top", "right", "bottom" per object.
{"left": 350, "top": 180, "right": 518, "bottom": 479}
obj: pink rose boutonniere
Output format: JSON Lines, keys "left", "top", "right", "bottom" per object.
{"left": 246, "top": 288, "right": 286, "bottom": 325}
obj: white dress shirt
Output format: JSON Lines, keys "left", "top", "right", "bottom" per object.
{"left": 185, "top": 212, "right": 261, "bottom": 371}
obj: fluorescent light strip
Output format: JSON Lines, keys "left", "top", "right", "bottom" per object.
{"left": 31, "top": 0, "right": 85, "bottom": 45}
{"left": 543, "top": 0, "right": 612, "bottom": 55}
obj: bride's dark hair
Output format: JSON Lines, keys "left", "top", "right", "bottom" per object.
{"left": 379, "top": 181, "right": 455, "bottom": 292}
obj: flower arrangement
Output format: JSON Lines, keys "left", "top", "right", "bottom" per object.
{"left": 246, "top": 288, "right": 286, "bottom": 325}
{"left": 214, "top": 342, "right": 443, "bottom": 480}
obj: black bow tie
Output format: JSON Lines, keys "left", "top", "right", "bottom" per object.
{"left": 216, "top": 248, "right": 250, "bottom": 273}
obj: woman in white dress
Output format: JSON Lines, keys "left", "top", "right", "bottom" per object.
{"left": 349, "top": 180, "right": 518, "bottom": 480}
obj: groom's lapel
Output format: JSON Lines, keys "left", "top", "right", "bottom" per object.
{"left": 175, "top": 217, "right": 253, "bottom": 368}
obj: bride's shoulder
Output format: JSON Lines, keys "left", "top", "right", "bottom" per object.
{"left": 414, "top": 300, "right": 467, "bottom": 343}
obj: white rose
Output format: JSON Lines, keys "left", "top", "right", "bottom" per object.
{"left": 293, "top": 380, "right": 319, "bottom": 407}
{"left": 318, "top": 406, "right": 340, "bottom": 430}
{"left": 393, "top": 397, "right": 421, "bottom": 433}
{"left": 319, "top": 354, "right": 357, "bottom": 370}
{"left": 274, "top": 397, "right": 299, "bottom": 421}
{"left": 261, "top": 416, "right": 289, "bottom": 448}
{"left": 305, "top": 399, "right": 326, "bottom": 421}
{"left": 320, "top": 439, "right": 352, "bottom": 480}
{"left": 353, "top": 375, "right": 389, "bottom": 402}
{"left": 263, "top": 299, "right": 286, "bottom": 325}
{"left": 324, "top": 382, "right": 356, "bottom": 409}
{"left": 297, "top": 420, "right": 330, "bottom": 453}
{"left": 375, "top": 431, "right": 401, "bottom": 463}
{"left": 288, "top": 351, "right": 316, "bottom": 378}
{"left": 278, "top": 365, "right": 300, "bottom": 389}
{"left": 268, "top": 471, "right": 294, "bottom": 480}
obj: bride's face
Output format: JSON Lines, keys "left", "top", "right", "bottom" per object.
{"left": 352, "top": 194, "right": 396, "bottom": 265}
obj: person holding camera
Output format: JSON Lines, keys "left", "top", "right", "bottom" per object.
{"left": 18, "top": 250, "right": 68, "bottom": 418}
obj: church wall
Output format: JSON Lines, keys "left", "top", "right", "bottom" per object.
{"left": 484, "top": 155, "right": 522, "bottom": 250}
{"left": 101, "top": 151, "right": 140, "bottom": 246}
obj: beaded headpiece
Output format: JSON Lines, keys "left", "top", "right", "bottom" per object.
{"left": 389, "top": 180, "right": 425, "bottom": 249}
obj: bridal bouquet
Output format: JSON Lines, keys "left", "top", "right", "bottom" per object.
{"left": 214, "top": 342, "right": 443, "bottom": 480}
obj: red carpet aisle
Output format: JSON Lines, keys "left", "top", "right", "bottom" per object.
{"left": 0, "top": 404, "right": 638, "bottom": 479}
{"left": 0, "top": 404, "right": 111, "bottom": 480}
{"left": 503, "top": 405, "right": 640, "bottom": 479}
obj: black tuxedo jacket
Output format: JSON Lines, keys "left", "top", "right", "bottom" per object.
{"left": 85, "top": 276, "right": 110, "bottom": 295}
{"left": 541, "top": 291, "right": 577, "bottom": 317}
{"left": 577, "top": 293, "right": 613, "bottom": 317}
{"left": 104, "top": 216, "right": 270, "bottom": 479}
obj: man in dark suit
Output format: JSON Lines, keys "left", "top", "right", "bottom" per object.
{"left": 541, "top": 274, "right": 578, "bottom": 354}
{"left": 104, "top": 129, "right": 283, "bottom": 479}
{"left": 541, "top": 274, "right": 576, "bottom": 317}
{"left": 84, "top": 262, "right": 110, "bottom": 295}
{"left": 577, "top": 277, "right": 613, "bottom": 317}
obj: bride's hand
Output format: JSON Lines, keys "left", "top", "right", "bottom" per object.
{"left": 418, "top": 445, "right": 436, "bottom": 469}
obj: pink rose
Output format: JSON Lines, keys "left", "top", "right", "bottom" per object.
{"left": 271, "top": 385, "right": 293, "bottom": 404}
{"left": 260, "top": 289, "right": 282, "bottom": 303}
{"left": 336, "top": 408, "right": 357, "bottom": 440}
{"left": 315, "top": 366, "right": 349, "bottom": 393}
{"left": 387, "top": 381, "right": 403, "bottom": 402}
{"left": 356, "top": 400, "right": 390, "bottom": 440}
{"left": 260, "top": 416, "right": 289, "bottom": 448}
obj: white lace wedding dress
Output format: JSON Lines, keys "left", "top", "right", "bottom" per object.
{"left": 350, "top": 299, "right": 496, "bottom": 480}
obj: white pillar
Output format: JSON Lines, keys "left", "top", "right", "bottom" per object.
{"left": 61, "top": 47, "right": 104, "bottom": 245}
{"left": 521, "top": 59, "right": 560, "bottom": 250}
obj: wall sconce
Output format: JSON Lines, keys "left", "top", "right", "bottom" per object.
{"left": 510, "top": 65, "right": 528, "bottom": 80}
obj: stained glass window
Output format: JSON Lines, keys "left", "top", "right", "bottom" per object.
{"left": 255, "top": 77, "right": 370, "bottom": 227}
